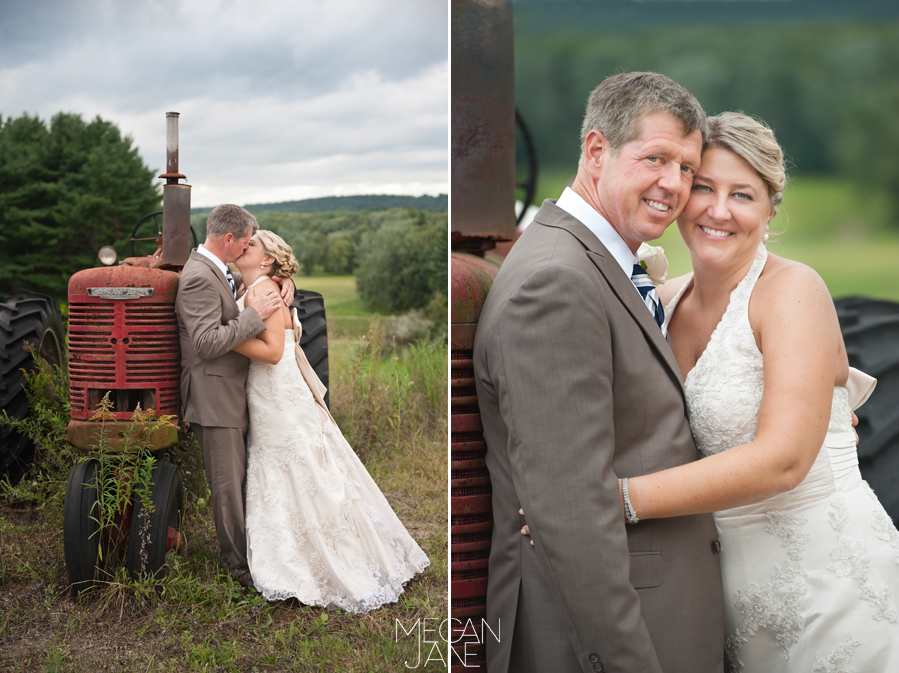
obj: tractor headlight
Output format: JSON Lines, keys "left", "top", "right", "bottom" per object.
{"left": 98, "top": 246, "right": 118, "bottom": 266}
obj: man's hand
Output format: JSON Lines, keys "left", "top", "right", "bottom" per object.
{"left": 245, "top": 284, "right": 281, "bottom": 321}
{"left": 271, "top": 276, "right": 296, "bottom": 306}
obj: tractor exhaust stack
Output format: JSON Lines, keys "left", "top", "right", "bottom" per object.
{"left": 159, "top": 112, "right": 191, "bottom": 268}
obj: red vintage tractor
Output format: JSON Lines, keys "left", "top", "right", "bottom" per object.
{"left": 0, "top": 112, "right": 329, "bottom": 593}
{"left": 449, "top": 1, "right": 517, "bottom": 669}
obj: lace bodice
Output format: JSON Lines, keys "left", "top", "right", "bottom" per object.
{"left": 664, "top": 243, "right": 852, "bottom": 459}
{"left": 664, "top": 246, "right": 899, "bottom": 671}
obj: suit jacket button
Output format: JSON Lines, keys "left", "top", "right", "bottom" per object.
{"left": 588, "top": 653, "right": 599, "bottom": 663}
{"left": 712, "top": 540, "right": 722, "bottom": 554}
{"left": 593, "top": 664, "right": 604, "bottom": 672}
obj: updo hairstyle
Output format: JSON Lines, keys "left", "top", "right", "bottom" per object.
{"left": 706, "top": 112, "right": 787, "bottom": 212}
{"left": 256, "top": 230, "right": 298, "bottom": 279}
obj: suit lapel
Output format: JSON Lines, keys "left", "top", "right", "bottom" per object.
{"left": 190, "top": 251, "right": 236, "bottom": 304}
{"left": 536, "top": 202, "right": 686, "bottom": 397}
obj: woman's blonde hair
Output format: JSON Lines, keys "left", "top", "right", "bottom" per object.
{"left": 706, "top": 111, "right": 787, "bottom": 211}
{"left": 256, "top": 230, "right": 298, "bottom": 279}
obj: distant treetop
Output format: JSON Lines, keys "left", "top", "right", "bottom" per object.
{"left": 191, "top": 194, "right": 447, "bottom": 215}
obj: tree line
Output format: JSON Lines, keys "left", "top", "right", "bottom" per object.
{"left": 192, "top": 207, "right": 448, "bottom": 314}
{"left": 514, "top": 21, "right": 899, "bottom": 214}
{"left": 191, "top": 194, "right": 447, "bottom": 215}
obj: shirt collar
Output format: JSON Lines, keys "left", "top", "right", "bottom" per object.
{"left": 197, "top": 244, "right": 230, "bottom": 277}
{"left": 556, "top": 187, "right": 638, "bottom": 279}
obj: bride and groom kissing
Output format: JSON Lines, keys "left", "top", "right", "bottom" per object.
{"left": 473, "top": 72, "right": 899, "bottom": 672}
{"left": 175, "top": 204, "right": 428, "bottom": 612}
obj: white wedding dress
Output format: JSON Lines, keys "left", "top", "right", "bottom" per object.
{"left": 236, "top": 280, "right": 429, "bottom": 612}
{"left": 665, "top": 244, "right": 899, "bottom": 672}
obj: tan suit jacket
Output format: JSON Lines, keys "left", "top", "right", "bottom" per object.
{"left": 473, "top": 201, "right": 725, "bottom": 673}
{"left": 175, "top": 251, "right": 266, "bottom": 428}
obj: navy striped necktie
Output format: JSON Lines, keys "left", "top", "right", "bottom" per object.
{"left": 631, "top": 263, "right": 666, "bottom": 335}
{"left": 225, "top": 269, "right": 237, "bottom": 299}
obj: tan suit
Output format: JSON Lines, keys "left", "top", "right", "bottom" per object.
{"left": 473, "top": 201, "right": 725, "bottom": 673}
{"left": 175, "top": 251, "right": 266, "bottom": 570}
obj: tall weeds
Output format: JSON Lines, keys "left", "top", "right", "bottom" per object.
{"left": 330, "top": 317, "right": 448, "bottom": 460}
{"left": 0, "top": 344, "right": 75, "bottom": 504}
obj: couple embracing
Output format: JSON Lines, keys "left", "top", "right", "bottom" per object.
{"left": 175, "top": 204, "right": 428, "bottom": 612}
{"left": 474, "top": 72, "right": 899, "bottom": 672}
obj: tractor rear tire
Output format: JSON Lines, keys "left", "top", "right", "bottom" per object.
{"left": 835, "top": 296, "right": 899, "bottom": 523}
{"left": 0, "top": 292, "right": 65, "bottom": 484}
{"left": 126, "top": 461, "right": 184, "bottom": 580}
{"left": 291, "top": 289, "right": 329, "bottom": 408}
{"left": 63, "top": 459, "right": 103, "bottom": 597}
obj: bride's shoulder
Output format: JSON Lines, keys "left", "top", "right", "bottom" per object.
{"left": 657, "top": 273, "right": 693, "bottom": 306}
{"left": 752, "top": 253, "right": 834, "bottom": 320}
{"left": 757, "top": 254, "right": 827, "bottom": 294}
{"left": 256, "top": 277, "right": 281, "bottom": 292}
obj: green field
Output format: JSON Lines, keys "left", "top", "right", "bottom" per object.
{"left": 293, "top": 275, "right": 373, "bottom": 339}
{"left": 531, "top": 171, "right": 899, "bottom": 302}
{"left": 0, "top": 294, "right": 448, "bottom": 671}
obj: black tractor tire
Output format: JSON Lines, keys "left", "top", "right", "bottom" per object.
{"left": 63, "top": 459, "right": 103, "bottom": 597}
{"left": 0, "top": 292, "right": 66, "bottom": 483}
{"left": 126, "top": 460, "right": 184, "bottom": 580}
{"left": 291, "top": 289, "right": 329, "bottom": 408}
{"left": 835, "top": 296, "right": 899, "bottom": 523}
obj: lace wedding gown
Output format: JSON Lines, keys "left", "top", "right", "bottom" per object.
{"left": 236, "top": 281, "right": 429, "bottom": 612}
{"left": 665, "top": 244, "right": 899, "bottom": 672}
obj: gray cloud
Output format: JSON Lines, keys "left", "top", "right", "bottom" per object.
{"left": 0, "top": 0, "right": 448, "bottom": 207}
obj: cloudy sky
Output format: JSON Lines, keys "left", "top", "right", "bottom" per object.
{"left": 0, "top": 0, "right": 448, "bottom": 207}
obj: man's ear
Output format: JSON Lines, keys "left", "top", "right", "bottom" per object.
{"left": 582, "top": 129, "right": 609, "bottom": 180}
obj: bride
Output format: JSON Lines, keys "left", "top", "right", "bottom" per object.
{"left": 526, "top": 112, "right": 899, "bottom": 671}
{"left": 229, "top": 229, "right": 429, "bottom": 612}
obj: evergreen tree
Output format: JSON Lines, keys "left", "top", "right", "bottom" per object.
{"left": 0, "top": 112, "right": 160, "bottom": 298}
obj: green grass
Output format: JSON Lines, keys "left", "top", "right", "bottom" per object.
{"left": 293, "top": 275, "right": 373, "bottom": 339}
{"left": 531, "top": 169, "right": 899, "bottom": 301}
{"left": 0, "top": 327, "right": 448, "bottom": 671}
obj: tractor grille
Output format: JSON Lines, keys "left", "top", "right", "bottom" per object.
{"left": 68, "top": 303, "right": 115, "bottom": 326}
{"left": 125, "top": 359, "right": 180, "bottom": 383}
{"left": 128, "top": 333, "right": 179, "bottom": 354}
{"left": 125, "top": 304, "right": 178, "bottom": 326}
{"left": 67, "top": 296, "right": 180, "bottom": 419}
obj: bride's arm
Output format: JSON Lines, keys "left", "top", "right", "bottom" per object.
{"left": 232, "top": 281, "right": 286, "bottom": 365}
{"left": 626, "top": 262, "right": 848, "bottom": 519}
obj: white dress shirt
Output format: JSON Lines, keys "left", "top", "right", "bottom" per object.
{"left": 197, "top": 244, "right": 235, "bottom": 297}
{"left": 555, "top": 187, "right": 638, "bottom": 280}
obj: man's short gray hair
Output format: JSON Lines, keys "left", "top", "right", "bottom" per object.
{"left": 206, "top": 204, "right": 259, "bottom": 239}
{"left": 580, "top": 72, "right": 708, "bottom": 155}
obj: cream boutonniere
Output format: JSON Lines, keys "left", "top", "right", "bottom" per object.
{"left": 637, "top": 242, "right": 669, "bottom": 286}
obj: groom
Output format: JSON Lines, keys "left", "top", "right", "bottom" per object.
{"left": 473, "top": 72, "right": 725, "bottom": 672}
{"left": 175, "top": 204, "right": 283, "bottom": 586}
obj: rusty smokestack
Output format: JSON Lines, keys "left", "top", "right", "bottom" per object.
{"left": 160, "top": 111, "right": 191, "bottom": 268}
{"left": 165, "top": 112, "right": 182, "bottom": 181}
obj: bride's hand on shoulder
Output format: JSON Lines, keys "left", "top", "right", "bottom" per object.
{"left": 245, "top": 283, "right": 281, "bottom": 321}
{"left": 271, "top": 275, "right": 295, "bottom": 306}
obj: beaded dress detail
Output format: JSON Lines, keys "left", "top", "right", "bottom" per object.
{"left": 664, "top": 244, "right": 899, "bottom": 672}
{"left": 236, "top": 279, "right": 428, "bottom": 611}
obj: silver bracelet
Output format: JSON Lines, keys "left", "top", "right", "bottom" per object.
{"left": 622, "top": 477, "right": 640, "bottom": 525}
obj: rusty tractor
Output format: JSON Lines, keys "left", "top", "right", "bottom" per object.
{"left": 0, "top": 112, "right": 329, "bottom": 595}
